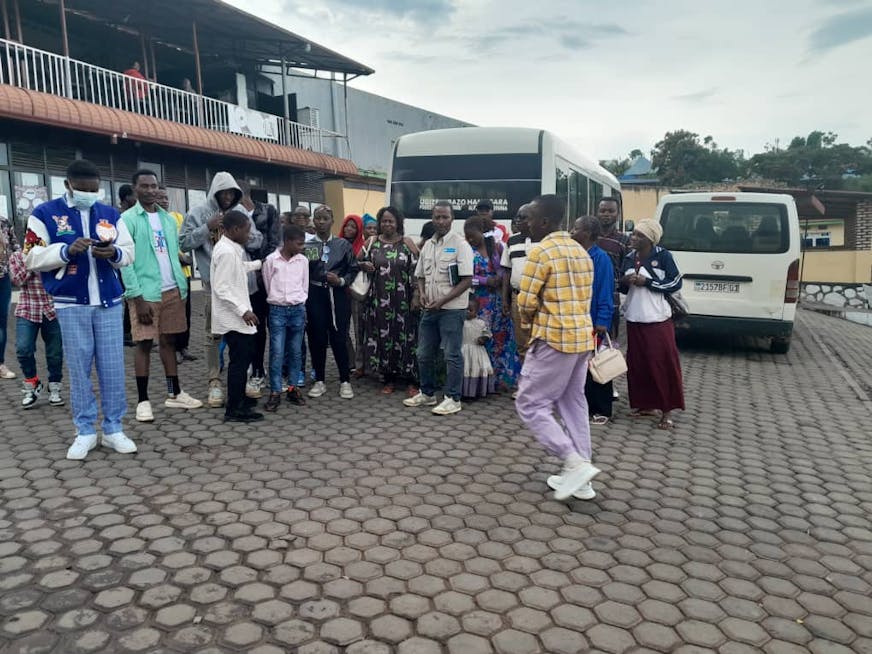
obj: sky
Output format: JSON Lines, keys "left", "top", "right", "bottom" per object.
{"left": 227, "top": 0, "right": 871, "bottom": 162}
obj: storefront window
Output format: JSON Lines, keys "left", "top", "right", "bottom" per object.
{"left": 13, "top": 172, "right": 47, "bottom": 243}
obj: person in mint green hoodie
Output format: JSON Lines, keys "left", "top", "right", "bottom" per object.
{"left": 121, "top": 169, "right": 204, "bottom": 423}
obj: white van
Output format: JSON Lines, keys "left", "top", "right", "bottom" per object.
{"left": 654, "top": 192, "right": 801, "bottom": 353}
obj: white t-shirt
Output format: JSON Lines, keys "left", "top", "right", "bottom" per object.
{"left": 622, "top": 266, "right": 672, "bottom": 323}
{"left": 148, "top": 212, "right": 177, "bottom": 291}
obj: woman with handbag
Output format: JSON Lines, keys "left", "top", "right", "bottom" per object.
{"left": 571, "top": 216, "right": 616, "bottom": 425}
{"left": 619, "top": 219, "right": 685, "bottom": 429}
{"left": 357, "top": 207, "right": 420, "bottom": 395}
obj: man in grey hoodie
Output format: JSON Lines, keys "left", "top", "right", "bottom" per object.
{"left": 180, "top": 172, "right": 263, "bottom": 408}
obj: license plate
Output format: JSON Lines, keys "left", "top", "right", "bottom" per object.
{"left": 694, "top": 281, "right": 740, "bottom": 293}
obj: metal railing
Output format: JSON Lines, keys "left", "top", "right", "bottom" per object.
{"left": 0, "top": 37, "right": 344, "bottom": 155}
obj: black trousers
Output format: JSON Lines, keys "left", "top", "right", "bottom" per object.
{"left": 224, "top": 330, "right": 255, "bottom": 416}
{"left": 175, "top": 278, "right": 192, "bottom": 351}
{"left": 585, "top": 371, "right": 614, "bottom": 417}
{"left": 250, "top": 286, "right": 269, "bottom": 377}
{"left": 306, "top": 285, "right": 351, "bottom": 384}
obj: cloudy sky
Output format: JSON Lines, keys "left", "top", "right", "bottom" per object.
{"left": 228, "top": 0, "right": 870, "bottom": 161}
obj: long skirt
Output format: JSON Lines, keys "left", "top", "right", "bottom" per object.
{"left": 626, "top": 320, "right": 685, "bottom": 412}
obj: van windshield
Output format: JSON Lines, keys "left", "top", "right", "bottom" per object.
{"left": 660, "top": 202, "right": 789, "bottom": 254}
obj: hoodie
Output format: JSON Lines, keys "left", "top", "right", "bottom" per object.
{"left": 340, "top": 214, "right": 365, "bottom": 256}
{"left": 179, "top": 171, "right": 263, "bottom": 283}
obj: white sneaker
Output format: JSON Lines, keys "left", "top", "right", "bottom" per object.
{"left": 165, "top": 391, "right": 203, "bottom": 409}
{"left": 21, "top": 380, "right": 43, "bottom": 409}
{"left": 339, "top": 382, "right": 354, "bottom": 399}
{"left": 48, "top": 382, "right": 64, "bottom": 406}
{"left": 246, "top": 376, "right": 264, "bottom": 399}
{"left": 547, "top": 474, "right": 596, "bottom": 500}
{"left": 136, "top": 401, "right": 154, "bottom": 422}
{"left": 553, "top": 458, "right": 601, "bottom": 501}
{"left": 208, "top": 383, "right": 224, "bottom": 408}
{"left": 66, "top": 433, "right": 97, "bottom": 460}
{"left": 403, "top": 392, "right": 437, "bottom": 407}
{"left": 308, "top": 381, "right": 326, "bottom": 398}
{"left": 0, "top": 364, "right": 16, "bottom": 379}
{"left": 432, "top": 397, "right": 462, "bottom": 415}
{"left": 102, "top": 432, "right": 137, "bottom": 454}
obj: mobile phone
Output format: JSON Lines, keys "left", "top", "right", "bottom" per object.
{"left": 93, "top": 240, "right": 114, "bottom": 248}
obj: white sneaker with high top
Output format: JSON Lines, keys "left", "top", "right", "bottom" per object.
{"left": 403, "top": 392, "right": 437, "bottom": 407}
{"left": 0, "top": 364, "right": 16, "bottom": 379}
{"left": 165, "top": 391, "right": 203, "bottom": 409}
{"left": 48, "top": 382, "right": 64, "bottom": 406}
{"left": 339, "top": 382, "right": 354, "bottom": 399}
{"left": 547, "top": 474, "right": 596, "bottom": 500}
{"left": 136, "top": 401, "right": 154, "bottom": 422}
{"left": 308, "top": 381, "right": 327, "bottom": 398}
{"left": 432, "top": 397, "right": 462, "bottom": 415}
{"left": 208, "top": 382, "right": 224, "bottom": 408}
{"left": 102, "top": 432, "right": 137, "bottom": 454}
{"left": 553, "top": 453, "right": 601, "bottom": 501}
{"left": 246, "top": 376, "right": 264, "bottom": 398}
{"left": 21, "top": 379, "right": 43, "bottom": 409}
{"left": 66, "top": 433, "right": 97, "bottom": 460}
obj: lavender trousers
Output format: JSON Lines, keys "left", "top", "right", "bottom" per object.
{"left": 516, "top": 341, "right": 592, "bottom": 460}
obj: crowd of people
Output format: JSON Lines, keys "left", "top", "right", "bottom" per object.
{"left": 0, "top": 158, "right": 685, "bottom": 500}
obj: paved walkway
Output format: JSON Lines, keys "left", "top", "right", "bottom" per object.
{"left": 1, "top": 300, "right": 870, "bottom": 653}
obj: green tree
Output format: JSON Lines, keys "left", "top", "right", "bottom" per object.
{"left": 749, "top": 131, "right": 872, "bottom": 187}
{"left": 650, "top": 130, "right": 742, "bottom": 186}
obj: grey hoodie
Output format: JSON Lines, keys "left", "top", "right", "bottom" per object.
{"left": 180, "top": 171, "right": 263, "bottom": 283}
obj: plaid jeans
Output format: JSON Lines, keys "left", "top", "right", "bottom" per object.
{"left": 56, "top": 304, "right": 127, "bottom": 436}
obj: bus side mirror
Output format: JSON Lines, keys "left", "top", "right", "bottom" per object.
{"left": 624, "top": 220, "right": 634, "bottom": 233}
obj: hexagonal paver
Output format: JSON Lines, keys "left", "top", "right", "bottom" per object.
{"left": 224, "top": 621, "right": 263, "bottom": 647}
{"left": 417, "top": 611, "right": 462, "bottom": 639}
{"left": 371, "top": 614, "right": 413, "bottom": 643}
{"left": 274, "top": 619, "right": 317, "bottom": 647}
{"left": 3, "top": 610, "right": 49, "bottom": 635}
{"left": 155, "top": 603, "right": 197, "bottom": 628}
{"left": 448, "top": 632, "right": 494, "bottom": 653}
{"left": 252, "top": 599, "right": 295, "bottom": 625}
{"left": 492, "top": 628, "right": 540, "bottom": 654}
{"left": 321, "top": 617, "right": 364, "bottom": 646}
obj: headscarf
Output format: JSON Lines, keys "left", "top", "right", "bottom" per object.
{"left": 341, "top": 214, "right": 365, "bottom": 255}
{"left": 362, "top": 213, "right": 377, "bottom": 228}
{"left": 635, "top": 219, "right": 663, "bottom": 246}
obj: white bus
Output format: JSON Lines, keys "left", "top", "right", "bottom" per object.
{"left": 386, "top": 127, "right": 621, "bottom": 235}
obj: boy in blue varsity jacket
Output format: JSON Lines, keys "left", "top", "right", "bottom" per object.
{"left": 25, "top": 159, "right": 137, "bottom": 461}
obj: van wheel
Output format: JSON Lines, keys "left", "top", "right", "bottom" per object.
{"left": 770, "top": 337, "right": 791, "bottom": 354}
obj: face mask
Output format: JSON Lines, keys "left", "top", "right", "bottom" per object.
{"left": 71, "top": 190, "right": 100, "bottom": 210}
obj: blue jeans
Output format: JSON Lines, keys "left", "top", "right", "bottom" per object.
{"left": 417, "top": 308, "right": 464, "bottom": 401}
{"left": 0, "top": 274, "right": 11, "bottom": 366}
{"left": 16, "top": 316, "right": 63, "bottom": 382}
{"left": 56, "top": 304, "right": 126, "bottom": 436}
{"left": 269, "top": 304, "right": 306, "bottom": 393}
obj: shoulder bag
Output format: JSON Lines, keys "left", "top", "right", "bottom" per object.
{"left": 349, "top": 237, "right": 375, "bottom": 302}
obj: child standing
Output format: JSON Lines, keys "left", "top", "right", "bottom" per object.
{"left": 8, "top": 250, "right": 64, "bottom": 408}
{"left": 462, "top": 298, "right": 495, "bottom": 398}
{"left": 262, "top": 225, "right": 309, "bottom": 412}
{"left": 210, "top": 210, "right": 263, "bottom": 423}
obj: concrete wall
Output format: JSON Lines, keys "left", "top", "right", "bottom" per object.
{"left": 271, "top": 75, "right": 470, "bottom": 174}
{"left": 802, "top": 250, "right": 872, "bottom": 284}
{"left": 620, "top": 185, "right": 670, "bottom": 223}
{"left": 322, "top": 179, "right": 386, "bottom": 226}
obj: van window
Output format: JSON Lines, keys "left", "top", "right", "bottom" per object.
{"left": 660, "top": 202, "right": 789, "bottom": 254}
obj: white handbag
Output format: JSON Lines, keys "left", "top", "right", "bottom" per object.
{"left": 588, "top": 333, "right": 628, "bottom": 384}
{"left": 349, "top": 238, "right": 375, "bottom": 302}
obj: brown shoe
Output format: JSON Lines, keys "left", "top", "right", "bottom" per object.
{"left": 285, "top": 386, "right": 306, "bottom": 406}
{"left": 264, "top": 392, "right": 281, "bottom": 412}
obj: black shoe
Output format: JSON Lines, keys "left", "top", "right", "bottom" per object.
{"left": 123, "top": 337, "right": 135, "bottom": 348}
{"left": 223, "top": 410, "right": 264, "bottom": 423}
{"left": 242, "top": 397, "right": 258, "bottom": 409}
{"left": 285, "top": 387, "right": 306, "bottom": 406}
{"left": 264, "top": 393, "right": 281, "bottom": 412}
{"left": 181, "top": 348, "right": 198, "bottom": 361}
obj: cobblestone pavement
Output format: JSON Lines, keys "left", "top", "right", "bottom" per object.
{"left": 1, "top": 298, "right": 871, "bottom": 654}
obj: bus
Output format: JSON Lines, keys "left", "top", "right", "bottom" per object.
{"left": 386, "top": 126, "right": 621, "bottom": 236}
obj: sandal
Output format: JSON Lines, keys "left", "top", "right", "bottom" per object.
{"left": 352, "top": 369, "right": 366, "bottom": 379}
{"left": 406, "top": 385, "right": 419, "bottom": 398}
{"left": 629, "top": 410, "right": 658, "bottom": 419}
{"left": 382, "top": 384, "right": 395, "bottom": 395}
{"left": 591, "top": 415, "right": 610, "bottom": 425}
{"left": 657, "top": 418, "right": 674, "bottom": 430}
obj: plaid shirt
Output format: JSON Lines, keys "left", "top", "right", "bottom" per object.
{"left": 8, "top": 251, "right": 56, "bottom": 322}
{"left": 517, "top": 231, "right": 594, "bottom": 354}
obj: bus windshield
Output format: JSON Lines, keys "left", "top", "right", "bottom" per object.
{"left": 389, "top": 153, "right": 541, "bottom": 221}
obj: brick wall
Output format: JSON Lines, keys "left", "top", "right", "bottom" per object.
{"left": 857, "top": 199, "right": 872, "bottom": 251}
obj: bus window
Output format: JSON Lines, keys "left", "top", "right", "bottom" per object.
{"left": 556, "top": 159, "right": 571, "bottom": 227}
{"left": 571, "top": 170, "right": 589, "bottom": 217}
{"left": 590, "top": 181, "right": 603, "bottom": 209}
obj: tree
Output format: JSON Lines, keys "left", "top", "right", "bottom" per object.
{"left": 600, "top": 149, "right": 646, "bottom": 177}
{"left": 650, "top": 130, "right": 742, "bottom": 186}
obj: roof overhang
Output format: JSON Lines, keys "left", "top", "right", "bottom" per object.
{"left": 738, "top": 185, "right": 872, "bottom": 218}
{"left": 0, "top": 87, "right": 358, "bottom": 176}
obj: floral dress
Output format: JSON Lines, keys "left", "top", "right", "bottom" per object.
{"left": 470, "top": 244, "right": 521, "bottom": 389}
{"left": 363, "top": 238, "right": 418, "bottom": 382}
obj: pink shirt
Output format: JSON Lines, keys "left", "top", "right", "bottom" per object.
{"left": 262, "top": 249, "right": 309, "bottom": 306}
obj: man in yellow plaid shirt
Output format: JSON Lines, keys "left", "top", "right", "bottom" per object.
{"left": 515, "top": 194, "right": 601, "bottom": 501}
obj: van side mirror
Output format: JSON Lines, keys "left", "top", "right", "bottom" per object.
{"left": 623, "top": 220, "right": 634, "bottom": 233}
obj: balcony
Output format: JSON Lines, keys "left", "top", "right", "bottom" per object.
{"left": 0, "top": 36, "right": 344, "bottom": 157}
